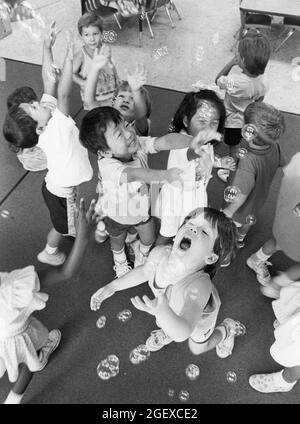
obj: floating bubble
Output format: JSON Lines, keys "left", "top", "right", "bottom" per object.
{"left": 129, "top": 344, "right": 150, "bottom": 365}
{"left": 152, "top": 46, "right": 168, "bottom": 61}
{"left": 178, "top": 390, "right": 190, "bottom": 402}
{"left": 242, "top": 123, "right": 257, "bottom": 142}
{"left": 293, "top": 202, "right": 300, "bottom": 217}
{"left": 194, "top": 45, "right": 205, "bottom": 63}
{"left": 185, "top": 364, "right": 200, "bottom": 381}
{"left": 168, "top": 388, "right": 175, "bottom": 398}
{"left": 212, "top": 32, "right": 220, "bottom": 45}
{"left": 226, "top": 371, "right": 237, "bottom": 383}
{"left": 107, "top": 354, "right": 120, "bottom": 376}
{"left": 97, "top": 354, "right": 120, "bottom": 380}
{"left": 96, "top": 315, "right": 106, "bottom": 329}
{"left": 1, "top": 210, "right": 10, "bottom": 218}
{"left": 103, "top": 30, "right": 118, "bottom": 44}
{"left": 245, "top": 214, "right": 256, "bottom": 226}
{"left": 235, "top": 321, "right": 246, "bottom": 336}
{"left": 236, "top": 147, "right": 248, "bottom": 159}
{"left": 117, "top": 309, "right": 132, "bottom": 323}
{"left": 224, "top": 186, "right": 241, "bottom": 203}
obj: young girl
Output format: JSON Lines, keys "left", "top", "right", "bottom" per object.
{"left": 90, "top": 207, "right": 244, "bottom": 358}
{"left": 156, "top": 89, "right": 236, "bottom": 246}
{"left": 1, "top": 199, "right": 97, "bottom": 404}
{"left": 73, "top": 11, "right": 120, "bottom": 110}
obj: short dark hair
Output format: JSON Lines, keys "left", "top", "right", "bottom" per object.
{"left": 77, "top": 11, "right": 103, "bottom": 35}
{"left": 80, "top": 106, "right": 123, "bottom": 154}
{"left": 115, "top": 80, "right": 152, "bottom": 118}
{"left": 238, "top": 30, "right": 270, "bottom": 76}
{"left": 3, "top": 105, "right": 39, "bottom": 149}
{"left": 6, "top": 86, "right": 37, "bottom": 109}
{"left": 244, "top": 102, "right": 285, "bottom": 143}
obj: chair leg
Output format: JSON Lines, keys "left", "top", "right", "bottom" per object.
{"left": 150, "top": 8, "right": 158, "bottom": 23}
{"left": 139, "top": 16, "right": 143, "bottom": 47}
{"left": 275, "top": 28, "right": 295, "bottom": 52}
{"left": 170, "top": 1, "right": 181, "bottom": 20}
{"left": 165, "top": 5, "right": 175, "bottom": 28}
{"left": 114, "top": 14, "right": 122, "bottom": 30}
{"left": 145, "top": 12, "right": 154, "bottom": 38}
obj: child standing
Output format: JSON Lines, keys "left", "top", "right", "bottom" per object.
{"left": 215, "top": 30, "right": 270, "bottom": 166}
{"left": 222, "top": 102, "right": 285, "bottom": 249}
{"left": 1, "top": 199, "right": 97, "bottom": 404}
{"left": 73, "top": 12, "right": 120, "bottom": 110}
{"left": 3, "top": 25, "right": 93, "bottom": 266}
{"left": 90, "top": 207, "right": 244, "bottom": 358}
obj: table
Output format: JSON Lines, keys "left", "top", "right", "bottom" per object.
{"left": 239, "top": 0, "right": 300, "bottom": 38}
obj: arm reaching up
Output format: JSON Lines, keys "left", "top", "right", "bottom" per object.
{"left": 42, "top": 21, "right": 60, "bottom": 96}
{"left": 126, "top": 64, "right": 149, "bottom": 135}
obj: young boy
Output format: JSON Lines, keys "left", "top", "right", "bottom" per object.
{"left": 215, "top": 30, "right": 270, "bottom": 169}
{"left": 73, "top": 11, "right": 120, "bottom": 110}
{"left": 90, "top": 207, "right": 244, "bottom": 357}
{"left": 79, "top": 106, "right": 216, "bottom": 277}
{"left": 222, "top": 102, "right": 286, "bottom": 249}
{"left": 3, "top": 24, "right": 93, "bottom": 266}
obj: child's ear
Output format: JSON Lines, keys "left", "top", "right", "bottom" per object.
{"left": 36, "top": 126, "right": 45, "bottom": 135}
{"left": 205, "top": 253, "right": 219, "bottom": 265}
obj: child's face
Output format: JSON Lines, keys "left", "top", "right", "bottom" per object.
{"left": 114, "top": 90, "right": 135, "bottom": 122}
{"left": 104, "top": 120, "right": 138, "bottom": 158}
{"left": 171, "top": 212, "right": 218, "bottom": 271}
{"left": 80, "top": 25, "right": 102, "bottom": 50}
{"left": 187, "top": 100, "right": 220, "bottom": 137}
{"left": 19, "top": 101, "right": 52, "bottom": 129}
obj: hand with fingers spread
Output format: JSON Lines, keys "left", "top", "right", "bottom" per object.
{"left": 220, "top": 155, "right": 236, "bottom": 171}
{"left": 90, "top": 283, "right": 116, "bottom": 311}
{"left": 91, "top": 45, "right": 111, "bottom": 70}
{"left": 195, "top": 146, "right": 214, "bottom": 181}
{"left": 130, "top": 292, "right": 169, "bottom": 317}
{"left": 126, "top": 64, "right": 147, "bottom": 92}
{"left": 44, "top": 20, "right": 60, "bottom": 49}
{"left": 190, "top": 128, "right": 222, "bottom": 155}
{"left": 76, "top": 198, "right": 99, "bottom": 239}
{"left": 165, "top": 167, "right": 183, "bottom": 185}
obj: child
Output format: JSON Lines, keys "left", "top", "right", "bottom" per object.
{"left": 79, "top": 106, "right": 211, "bottom": 277}
{"left": 90, "top": 207, "right": 244, "bottom": 357}
{"left": 215, "top": 29, "right": 270, "bottom": 172}
{"left": 73, "top": 11, "right": 120, "bottom": 110}
{"left": 247, "top": 152, "right": 300, "bottom": 295}
{"left": 156, "top": 89, "right": 235, "bottom": 246}
{"left": 6, "top": 87, "right": 47, "bottom": 172}
{"left": 222, "top": 102, "right": 285, "bottom": 249}
{"left": 1, "top": 198, "right": 97, "bottom": 404}
{"left": 3, "top": 24, "right": 93, "bottom": 266}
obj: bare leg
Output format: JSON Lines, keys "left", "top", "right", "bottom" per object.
{"left": 110, "top": 232, "right": 127, "bottom": 253}
{"left": 4, "top": 364, "right": 34, "bottom": 404}
{"left": 47, "top": 227, "right": 62, "bottom": 249}
{"left": 136, "top": 218, "right": 155, "bottom": 246}
{"left": 188, "top": 327, "right": 223, "bottom": 355}
{"left": 261, "top": 237, "right": 279, "bottom": 256}
{"left": 285, "top": 263, "right": 300, "bottom": 282}
{"left": 283, "top": 365, "right": 300, "bottom": 384}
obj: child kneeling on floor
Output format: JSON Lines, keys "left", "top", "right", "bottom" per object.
{"left": 90, "top": 207, "right": 244, "bottom": 357}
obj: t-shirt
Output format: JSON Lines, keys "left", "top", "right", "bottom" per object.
{"left": 37, "top": 94, "right": 93, "bottom": 197}
{"left": 227, "top": 139, "right": 285, "bottom": 224}
{"left": 217, "top": 68, "right": 268, "bottom": 128}
{"left": 97, "top": 136, "right": 157, "bottom": 225}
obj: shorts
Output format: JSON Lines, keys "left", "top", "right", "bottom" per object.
{"left": 103, "top": 216, "right": 151, "bottom": 238}
{"left": 224, "top": 127, "right": 242, "bottom": 146}
{"left": 42, "top": 181, "right": 77, "bottom": 236}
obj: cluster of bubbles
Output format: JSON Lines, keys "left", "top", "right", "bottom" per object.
{"left": 185, "top": 364, "right": 200, "bottom": 381}
{"left": 293, "top": 202, "right": 300, "bottom": 217}
{"left": 226, "top": 371, "right": 237, "bottom": 383}
{"left": 193, "top": 32, "right": 219, "bottom": 64}
{"left": 97, "top": 354, "right": 120, "bottom": 380}
{"left": 224, "top": 185, "right": 241, "bottom": 203}
{"left": 103, "top": 30, "right": 118, "bottom": 44}
{"left": 117, "top": 309, "right": 132, "bottom": 322}
{"left": 152, "top": 46, "right": 168, "bottom": 61}
{"left": 96, "top": 315, "right": 106, "bottom": 329}
{"left": 129, "top": 344, "right": 150, "bottom": 365}
{"left": 12, "top": 1, "right": 48, "bottom": 41}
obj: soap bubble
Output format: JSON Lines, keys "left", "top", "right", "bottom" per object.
{"left": 194, "top": 45, "right": 205, "bottom": 63}
{"left": 245, "top": 214, "right": 256, "bottom": 226}
{"left": 167, "top": 388, "right": 175, "bottom": 398}
{"left": 185, "top": 364, "right": 200, "bottom": 381}
{"left": 117, "top": 309, "right": 132, "bottom": 322}
{"left": 1, "top": 210, "right": 10, "bottom": 218}
{"left": 129, "top": 344, "right": 150, "bottom": 365}
{"left": 293, "top": 202, "right": 300, "bottom": 217}
{"left": 236, "top": 147, "right": 248, "bottom": 159}
{"left": 107, "top": 354, "right": 120, "bottom": 376}
{"left": 224, "top": 186, "right": 241, "bottom": 203}
{"left": 103, "top": 30, "right": 118, "bottom": 44}
{"left": 152, "top": 46, "right": 168, "bottom": 61}
{"left": 97, "top": 354, "right": 120, "bottom": 380}
{"left": 96, "top": 315, "right": 106, "bottom": 329}
{"left": 226, "top": 371, "right": 237, "bottom": 383}
{"left": 178, "top": 390, "right": 190, "bottom": 402}
{"left": 242, "top": 123, "right": 257, "bottom": 142}
{"left": 235, "top": 321, "right": 246, "bottom": 336}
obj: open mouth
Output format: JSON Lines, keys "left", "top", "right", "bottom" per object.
{"left": 120, "top": 104, "right": 130, "bottom": 111}
{"left": 179, "top": 236, "right": 192, "bottom": 251}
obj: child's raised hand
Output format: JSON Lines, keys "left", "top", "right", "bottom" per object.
{"left": 126, "top": 64, "right": 147, "bottom": 92}
{"left": 195, "top": 147, "right": 214, "bottom": 179}
{"left": 130, "top": 292, "right": 169, "bottom": 317}
{"left": 44, "top": 21, "right": 60, "bottom": 49}
{"left": 220, "top": 156, "right": 236, "bottom": 171}
{"left": 90, "top": 284, "right": 116, "bottom": 311}
{"left": 191, "top": 128, "right": 222, "bottom": 155}
{"left": 91, "top": 46, "right": 110, "bottom": 70}
{"left": 76, "top": 198, "right": 99, "bottom": 238}
{"left": 165, "top": 167, "right": 183, "bottom": 185}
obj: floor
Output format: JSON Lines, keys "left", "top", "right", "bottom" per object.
{"left": 0, "top": 0, "right": 300, "bottom": 114}
{"left": 0, "top": 59, "right": 300, "bottom": 404}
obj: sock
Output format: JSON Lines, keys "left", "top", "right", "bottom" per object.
{"left": 255, "top": 247, "right": 271, "bottom": 262}
{"left": 274, "top": 370, "right": 297, "bottom": 388}
{"left": 139, "top": 242, "right": 152, "bottom": 257}
{"left": 4, "top": 391, "right": 24, "bottom": 404}
{"left": 125, "top": 231, "right": 137, "bottom": 244}
{"left": 112, "top": 248, "right": 127, "bottom": 265}
{"left": 273, "top": 272, "right": 292, "bottom": 287}
{"left": 45, "top": 244, "right": 58, "bottom": 255}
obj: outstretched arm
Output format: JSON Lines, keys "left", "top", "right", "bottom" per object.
{"left": 42, "top": 21, "right": 60, "bottom": 96}
{"left": 215, "top": 55, "right": 239, "bottom": 85}
{"left": 57, "top": 31, "right": 74, "bottom": 115}
{"left": 126, "top": 64, "right": 149, "bottom": 135}
{"left": 37, "top": 199, "right": 98, "bottom": 286}
{"left": 121, "top": 166, "right": 182, "bottom": 184}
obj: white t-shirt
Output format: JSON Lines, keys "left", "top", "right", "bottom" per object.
{"left": 97, "top": 136, "right": 157, "bottom": 225}
{"left": 217, "top": 68, "right": 268, "bottom": 128}
{"left": 37, "top": 94, "right": 93, "bottom": 197}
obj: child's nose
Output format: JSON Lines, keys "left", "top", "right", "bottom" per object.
{"left": 189, "top": 227, "right": 198, "bottom": 236}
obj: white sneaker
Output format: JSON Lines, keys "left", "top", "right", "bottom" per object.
{"left": 249, "top": 371, "right": 296, "bottom": 393}
{"left": 132, "top": 240, "right": 149, "bottom": 268}
{"left": 37, "top": 249, "right": 66, "bottom": 266}
{"left": 38, "top": 329, "right": 61, "bottom": 370}
{"left": 246, "top": 253, "right": 271, "bottom": 285}
{"left": 113, "top": 261, "right": 132, "bottom": 278}
{"left": 145, "top": 329, "right": 173, "bottom": 352}
{"left": 216, "top": 318, "right": 244, "bottom": 358}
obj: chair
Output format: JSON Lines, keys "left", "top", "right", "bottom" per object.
{"left": 275, "top": 16, "right": 300, "bottom": 52}
{"left": 80, "top": 0, "right": 122, "bottom": 30}
{"left": 138, "top": 0, "right": 181, "bottom": 46}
